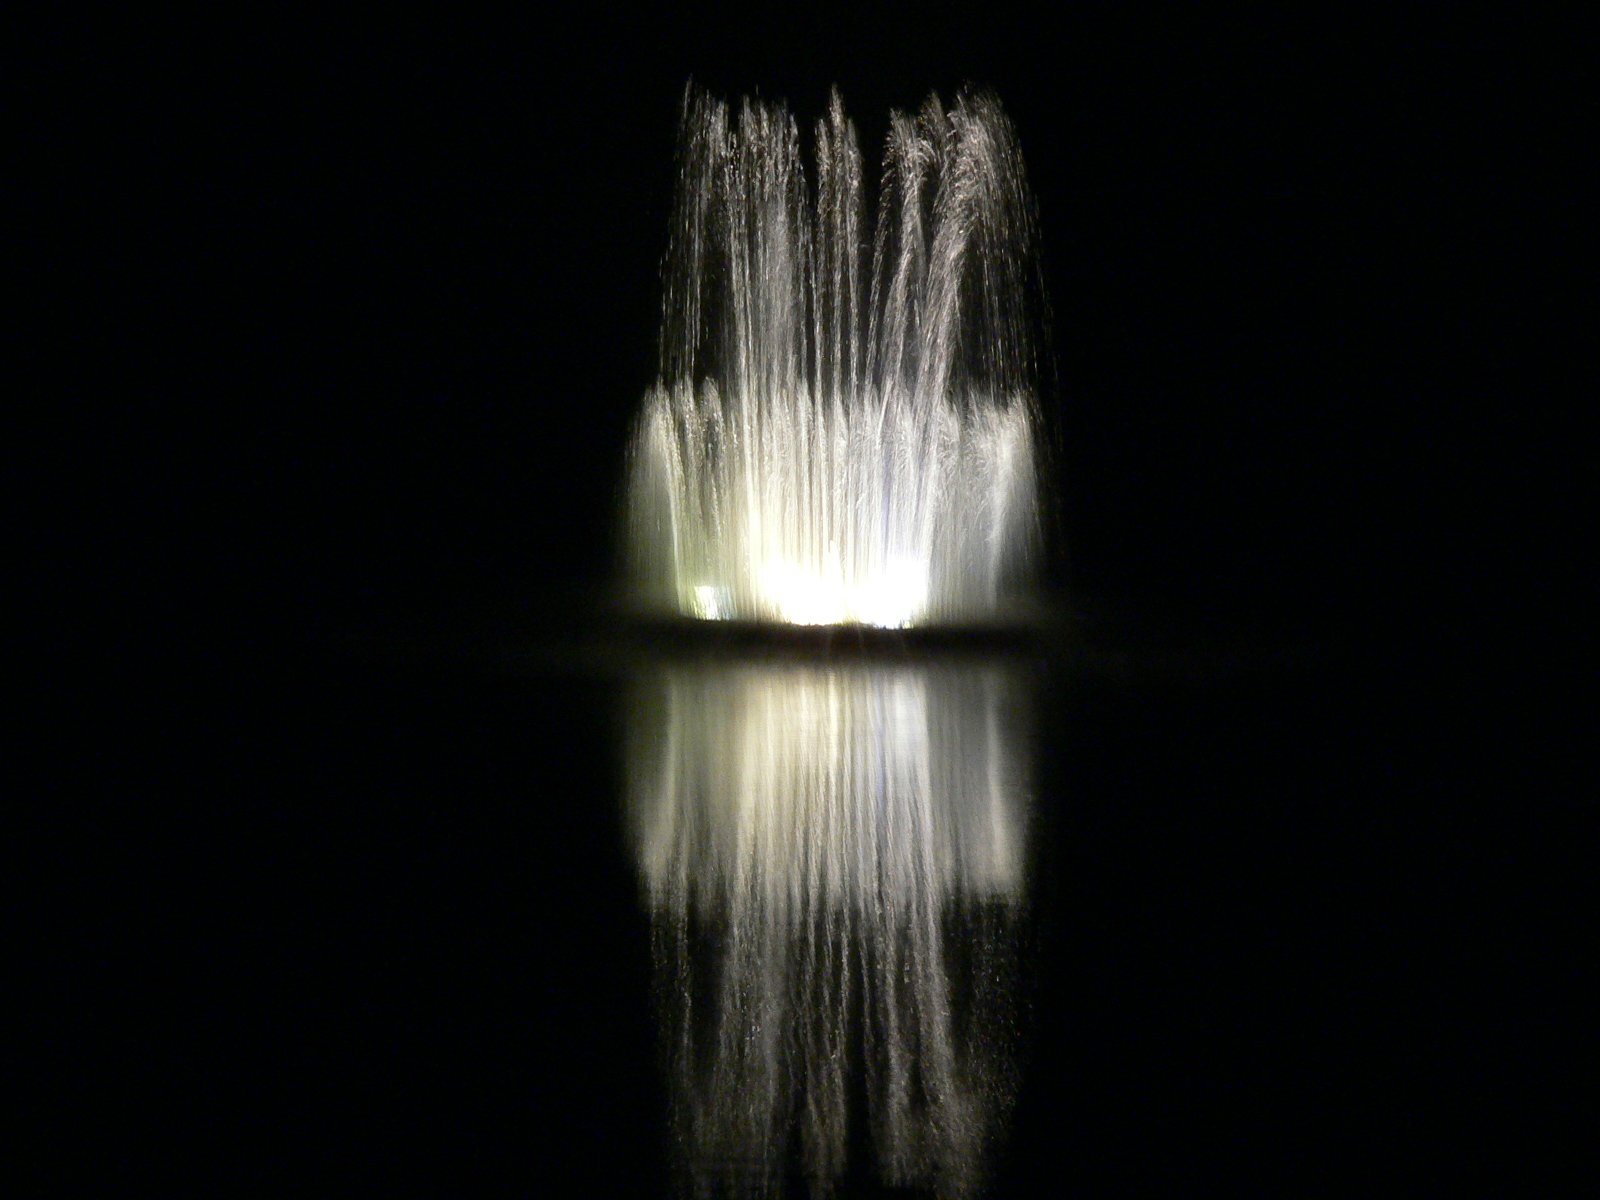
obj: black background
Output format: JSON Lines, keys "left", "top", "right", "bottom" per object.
{"left": 33, "top": 8, "right": 1551, "bottom": 1196}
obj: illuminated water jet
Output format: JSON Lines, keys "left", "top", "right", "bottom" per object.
{"left": 626, "top": 661, "right": 1033, "bottom": 1195}
{"left": 627, "top": 88, "right": 1047, "bottom": 628}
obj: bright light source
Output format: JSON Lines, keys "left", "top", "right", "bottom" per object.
{"left": 852, "top": 557, "right": 929, "bottom": 629}
{"left": 752, "top": 555, "right": 929, "bottom": 628}
{"left": 691, "top": 585, "right": 725, "bottom": 620}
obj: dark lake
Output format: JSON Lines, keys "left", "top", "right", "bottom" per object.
{"left": 67, "top": 600, "right": 1459, "bottom": 1196}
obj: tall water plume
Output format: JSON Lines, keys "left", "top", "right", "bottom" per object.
{"left": 627, "top": 88, "right": 1047, "bottom": 627}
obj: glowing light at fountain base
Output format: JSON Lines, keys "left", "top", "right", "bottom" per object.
{"left": 629, "top": 381, "right": 1038, "bottom": 629}
{"left": 753, "top": 554, "right": 927, "bottom": 627}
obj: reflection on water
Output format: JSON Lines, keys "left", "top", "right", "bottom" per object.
{"left": 626, "top": 660, "right": 1034, "bottom": 1196}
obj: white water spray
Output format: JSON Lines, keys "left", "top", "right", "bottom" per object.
{"left": 627, "top": 88, "right": 1046, "bottom": 627}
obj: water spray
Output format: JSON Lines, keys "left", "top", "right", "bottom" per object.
{"left": 626, "top": 87, "right": 1047, "bottom": 629}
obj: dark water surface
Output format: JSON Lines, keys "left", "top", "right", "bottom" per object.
{"left": 54, "top": 604, "right": 1486, "bottom": 1196}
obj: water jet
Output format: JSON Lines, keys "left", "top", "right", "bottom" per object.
{"left": 625, "top": 87, "right": 1049, "bottom": 630}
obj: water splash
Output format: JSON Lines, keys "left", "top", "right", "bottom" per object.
{"left": 626, "top": 661, "right": 1033, "bottom": 1195}
{"left": 627, "top": 88, "right": 1047, "bottom": 627}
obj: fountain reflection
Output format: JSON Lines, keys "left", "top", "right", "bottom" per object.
{"left": 626, "top": 659, "right": 1034, "bottom": 1196}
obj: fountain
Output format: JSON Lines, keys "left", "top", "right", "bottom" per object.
{"left": 626, "top": 87, "right": 1047, "bottom": 628}
{"left": 618, "top": 83, "right": 1051, "bottom": 1193}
